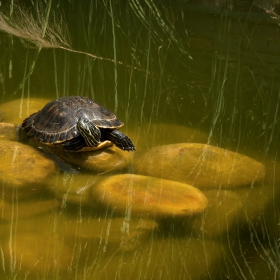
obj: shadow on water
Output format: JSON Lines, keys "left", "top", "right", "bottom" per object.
{"left": 0, "top": 0, "right": 280, "bottom": 279}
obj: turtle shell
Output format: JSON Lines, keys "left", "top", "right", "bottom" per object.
{"left": 21, "top": 96, "right": 123, "bottom": 145}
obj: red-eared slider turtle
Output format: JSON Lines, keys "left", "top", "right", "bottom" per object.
{"left": 21, "top": 96, "right": 135, "bottom": 151}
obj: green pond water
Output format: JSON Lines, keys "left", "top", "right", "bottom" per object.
{"left": 0, "top": 1, "right": 280, "bottom": 279}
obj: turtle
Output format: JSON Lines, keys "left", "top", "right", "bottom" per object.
{"left": 21, "top": 96, "right": 135, "bottom": 152}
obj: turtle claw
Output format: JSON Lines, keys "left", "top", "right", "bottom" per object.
{"left": 105, "top": 129, "right": 136, "bottom": 151}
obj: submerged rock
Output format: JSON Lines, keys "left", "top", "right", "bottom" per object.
{"left": 1, "top": 199, "right": 59, "bottom": 221}
{"left": 49, "top": 173, "right": 100, "bottom": 207}
{"left": 2, "top": 231, "right": 74, "bottom": 275}
{"left": 64, "top": 217, "right": 158, "bottom": 252}
{"left": 265, "top": 195, "right": 280, "bottom": 239}
{"left": 0, "top": 110, "right": 3, "bottom": 121}
{"left": 229, "top": 242, "right": 279, "bottom": 280}
{"left": 93, "top": 174, "right": 208, "bottom": 218}
{"left": 0, "top": 122, "right": 20, "bottom": 141}
{"left": 0, "top": 98, "right": 50, "bottom": 124}
{"left": 0, "top": 140, "right": 57, "bottom": 200}
{"left": 235, "top": 183, "right": 273, "bottom": 225}
{"left": 95, "top": 238, "right": 224, "bottom": 280}
{"left": 257, "top": 159, "right": 280, "bottom": 239}
{"left": 188, "top": 189, "right": 242, "bottom": 237}
{"left": 234, "top": 178, "right": 280, "bottom": 236}
{"left": 0, "top": 212, "right": 157, "bottom": 278}
{"left": 135, "top": 143, "right": 265, "bottom": 189}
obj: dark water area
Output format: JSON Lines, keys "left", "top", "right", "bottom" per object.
{"left": 0, "top": 0, "right": 280, "bottom": 279}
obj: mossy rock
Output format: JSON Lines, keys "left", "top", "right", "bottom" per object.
{"left": 0, "top": 140, "right": 57, "bottom": 200}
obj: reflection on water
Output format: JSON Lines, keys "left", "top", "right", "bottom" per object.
{"left": 0, "top": 0, "right": 280, "bottom": 279}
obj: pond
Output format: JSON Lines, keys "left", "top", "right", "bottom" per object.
{"left": 0, "top": 0, "right": 279, "bottom": 279}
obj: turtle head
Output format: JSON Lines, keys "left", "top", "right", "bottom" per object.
{"left": 77, "top": 117, "right": 101, "bottom": 146}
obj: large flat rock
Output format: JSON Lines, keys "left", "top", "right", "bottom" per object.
{"left": 93, "top": 174, "right": 208, "bottom": 218}
{"left": 0, "top": 140, "right": 57, "bottom": 200}
{"left": 135, "top": 143, "right": 265, "bottom": 189}
{"left": 44, "top": 145, "right": 132, "bottom": 173}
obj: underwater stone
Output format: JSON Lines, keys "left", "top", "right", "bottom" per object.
{"left": 1, "top": 199, "right": 59, "bottom": 221}
{"left": 95, "top": 238, "right": 224, "bottom": 280}
{"left": 188, "top": 189, "right": 242, "bottom": 237}
{"left": 264, "top": 195, "right": 280, "bottom": 239}
{"left": 0, "top": 140, "right": 56, "bottom": 200}
{"left": 63, "top": 217, "right": 158, "bottom": 253}
{"left": 257, "top": 159, "right": 280, "bottom": 238}
{"left": 234, "top": 184, "right": 273, "bottom": 225}
{"left": 93, "top": 174, "right": 209, "bottom": 218}
{"left": 135, "top": 143, "right": 265, "bottom": 189}
{"left": 0, "top": 98, "right": 50, "bottom": 124}
{"left": 0, "top": 122, "right": 20, "bottom": 141}
{"left": 0, "top": 110, "right": 4, "bottom": 121}
{"left": 230, "top": 242, "right": 279, "bottom": 280}
{"left": 2, "top": 232, "right": 74, "bottom": 275}
{"left": 48, "top": 173, "right": 100, "bottom": 207}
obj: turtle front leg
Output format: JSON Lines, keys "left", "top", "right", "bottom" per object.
{"left": 105, "top": 130, "right": 136, "bottom": 151}
{"left": 62, "top": 135, "right": 86, "bottom": 150}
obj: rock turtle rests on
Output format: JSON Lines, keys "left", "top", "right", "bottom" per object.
{"left": 21, "top": 96, "right": 135, "bottom": 152}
